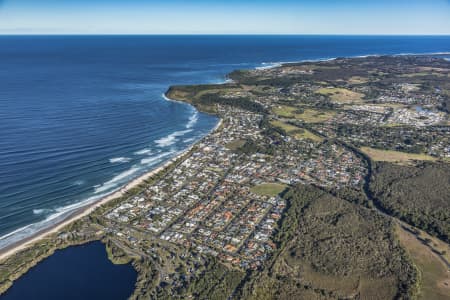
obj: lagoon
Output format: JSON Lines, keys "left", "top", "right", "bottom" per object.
{"left": 0, "top": 242, "right": 136, "bottom": 300}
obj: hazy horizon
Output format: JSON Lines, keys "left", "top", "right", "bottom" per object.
{"left": 0, "top": 0, "right": 449, "bottom": 35}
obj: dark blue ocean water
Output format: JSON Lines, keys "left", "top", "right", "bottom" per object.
{"left": 0, "top": 242, "right": 137, "bottom": 300}
{"left": 0, "top": 35, "right": 450, "bottom": 249}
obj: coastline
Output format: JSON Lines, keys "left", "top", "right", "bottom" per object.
{"left": 0, "top": 50, "right": 447, "bottom": 263}
{"left": 1, "top": 50, "right": 450, "bottom": 299}
{"left": 0, "top": 98, "right": 223, "bottom": 264}
{"left": 0, "top": 149, "right": 184, "bottom": 262}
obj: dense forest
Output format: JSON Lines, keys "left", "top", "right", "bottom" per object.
{"left": 370, "top": 162, "right": 450, "bottom": 243}
{"left": 239, "top": 185, "right": 418, "bottom": 300}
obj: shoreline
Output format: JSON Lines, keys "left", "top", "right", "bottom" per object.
{"left": 0, "top": 51, "right": 446, "bottom": 263}
{"left": 0, "top": 149, "right": 186, "bottom": 262}
{"left": 0, "top": 97, "right": 223, "bottom": 263}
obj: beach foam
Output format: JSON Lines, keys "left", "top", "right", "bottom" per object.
{"left": 109, "top": 157, "right": 131, "bottom": 163}
{"left": 134, "top": 149, "right": 153, "bottom": 155}
{"left": 186, "top": 110, "right": 199, "bottom": 129}
{"left": 94, "top": 167, "right": 140, "bottom": 194}
{"left": 183, "top": 137, "right": 196, "bottom": 143}
{"left": 0, "top": 144, "right": 195, "bottom": 252}
{"left": 395, "top": 51, "right": 450, "bottom": 56}
{"left": 33, "top": 208, "right": 53, "bottom": 215}
{"left": 155, "top": 129, "right": 192, "bottom": 147}
{"left": 73, "top": 180, "right": 85, "bottom": 186}
{"left": 256, "top": 62, "right": 284, "bottom": 70}
{"left": 140, "top": 150, "right": 175, "bottom": 165}
{"left": 0, "top": 190, "right": 111, "bottom": 249}
{"left": 162, "top": 93, "right": 185, "bottom": 104}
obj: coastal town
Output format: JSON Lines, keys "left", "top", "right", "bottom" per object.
{"left": 1, "top": 55, "right": 449, "bottom": 299}
{"left": 103, "top": 104, "right": 366, "bottom": 271}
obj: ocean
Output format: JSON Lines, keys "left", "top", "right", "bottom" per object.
{"left": 0, "top": 35, "right": 450, "bottom": 249}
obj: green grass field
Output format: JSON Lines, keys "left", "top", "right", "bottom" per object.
{"left": 250, "top": 183, "right": 287, "bottom": 197}
{"left": 360, "top": 147, "right": 437, "bottom": 164}
{"left": 396, "top": 225, "right": 450, "bottom": 300}
{"left": 315, "top": 87, "right": 364, "bottom": 104}
{"left": 270, "top": 120, "right": 299, "bottom": 132}
{"left": 294, "top": 129, "right": 323, "bottom": 142}
{"left": 272, "top": 106, "right": 335, "bottom": 123}
{"left": 225, "top": 139, "right": 246, "bottom": 151}
{"left": 272, "top": 106, "right": 298, "bottom": 118}
{"left": 347, "top": 76, "right": 369, "bottom": 84}
{"left": 400, "top": 72, "right": 447, "bottom": 78}
{"left": 270, "top": 120, "right": 323, "bottom": 142}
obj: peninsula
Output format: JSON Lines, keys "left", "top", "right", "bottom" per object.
{"left": 1, "top": 55, "right": 449, "bottom": 300}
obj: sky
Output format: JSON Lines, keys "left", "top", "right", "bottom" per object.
{"left": 0, "top": 0, "right": 449, "bottom": 35}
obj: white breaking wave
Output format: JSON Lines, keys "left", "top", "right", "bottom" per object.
{"left": 109, "top": 157, "right": 131, "bottom": 163}
{"left": 33, "top": 208, "right": 53, "bottom": 215}
{"left": 163, "top": 92, "right": 199, "bottom": 129}
{"left": 183, "top": 137, "right": 196, "bottom": 143}
{"left": 94, "top": 167, "right": 140, "bottom": 194}
{"left": 73, "top": 180, "right": 85, "bottom": 186}
{"left": 134, "top": 148, "right": 153, "bottom": 155}
{"left": 15, "top": 150, "right": 184, "bottom": 246}
{"left": 140, "top": 150, "right": 175, "bottom": 165}
{"left": 431, "top": 52, "right": 450, "bottom": 55}
{"left": 162, "top": 93, "right": 172, "bottom": 101}
{"left": 395, "top": 51, "right": 450, "bottom": 56}
{"left": 161, "top": 93, "right": 185, "bottom": 104}
{"left": 186, "top": 110, "right": 199, "bottom": 129}
{"left": 155, "top": 129, "right": 192, "bottom": 147}
{"left": 12, "top": 149, "right": 183, "bottom": 249}
{"left": 256, "top": 62, "right": 284, "bottom": 70}
{"left": 256, "top": 59, "right": 333, "bottom": 70}
{"left": 0, "top": 191, "right": 112, "bottom": 250}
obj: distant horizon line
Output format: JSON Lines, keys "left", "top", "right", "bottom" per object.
{"left": 0, "top": 33, "right": 450, "bottom": 37}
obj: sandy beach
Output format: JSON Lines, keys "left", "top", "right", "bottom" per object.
{"left": 0, "top": 151, "right": 183, "bottom": 262}
{"left": 0, "top": 117, "right": 223, "bottom": 263}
